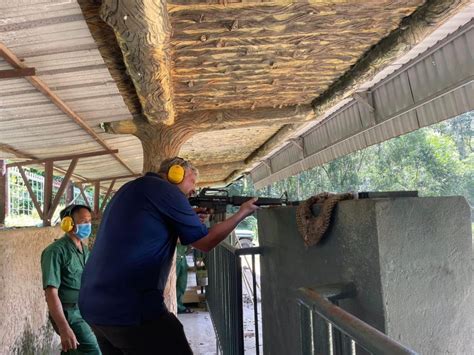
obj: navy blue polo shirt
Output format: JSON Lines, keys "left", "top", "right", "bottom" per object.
{"left": 78, "top": 172, "right": 208, "bottom": 326}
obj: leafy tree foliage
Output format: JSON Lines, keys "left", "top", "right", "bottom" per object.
{"left": 228, "top": 112, "right": 473, "bottom": 209}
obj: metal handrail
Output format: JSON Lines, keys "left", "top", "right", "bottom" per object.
{"left": 298, "top": 286, "right": 418, "bottom": 355}
{"left": 219, "top": 241, "right": 263, "bottom": 256}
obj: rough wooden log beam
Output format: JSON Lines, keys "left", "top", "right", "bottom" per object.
{"left": 195, "top": 161, "right": 246, "bottom": 181}
{"left": 225, "top": 169, "right": 247, "bottom": 186}
{"left": 244, "top": 124, "right": 298, "bottom": 166}
{"left": 100, "top": 0, "right": 175, "bottom": 125}
{"left": 235, "top": 0, "right": 470, "bottom": 184}
{"left": 101, "top": 120, "right": 138, "bottom": 135}
{"left": 310, "top": 0, "right": 471, "bottom": 118}
{"left": 77, "top": 0, "right": 142, "bottom": 116}
{"left": 100, "top": 104, "right": 314, "bottom": 135}
{"left": 181, "top": 105, "right": 314, "bottom": 131}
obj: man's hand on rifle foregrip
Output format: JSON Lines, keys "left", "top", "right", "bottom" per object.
{"left": 238, "top": 197, "right": 259, "bottom": 218}
{"left": 193, "top": 207, "right": 210, "bottom": 223}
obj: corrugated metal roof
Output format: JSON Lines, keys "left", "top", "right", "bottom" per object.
{"left": 0, "top": 1, "right": 143, "bottom": 185}
{"left": 253, "top": 16, "right": 474, "bottom": 189}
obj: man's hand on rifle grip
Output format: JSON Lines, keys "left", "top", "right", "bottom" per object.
{"left": 194, "top": 207, "right": 210, "bottom": 223}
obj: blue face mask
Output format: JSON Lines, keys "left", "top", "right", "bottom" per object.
{"left": 75, "top": 223, "right": 92, "bottom": 239}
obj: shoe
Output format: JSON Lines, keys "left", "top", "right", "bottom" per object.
{"left": 178, "top": 307, "right": 194, "bottom": 314}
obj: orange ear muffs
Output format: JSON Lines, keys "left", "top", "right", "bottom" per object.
{"left": 61, "top": 216, "right": 74, "bottom": 232}
{"left": 168, "top": 164, "right": 185, "bottom": 184}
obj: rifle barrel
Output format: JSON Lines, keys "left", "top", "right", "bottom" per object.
{"left": 230, "top": 196, "right": 284, "bottom": 206}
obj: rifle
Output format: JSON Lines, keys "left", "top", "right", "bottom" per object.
{"left": 189, "top": 188, "right": 296, "bottom": 214}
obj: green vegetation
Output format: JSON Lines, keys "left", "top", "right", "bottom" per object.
{"left": 228, "top": 111, "right": 473, "bottom": 215}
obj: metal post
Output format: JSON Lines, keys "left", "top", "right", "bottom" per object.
{"left": 43, "top": 161, "right": 53, "bottom": 226}
{"left": 252, "top": 254, "right": 260, "bottom": 355}
{"left": 66, "top": 181, "right": 74, "bottom": 204}
{"left": 236, "top": 253, "right": 244, "bottom": 355}
{"left": 93, "top": 181, "right": 100, "bottom": 218}
{"left": 299, "top": 303, "right": 314, "bottom": 355}
{"left": 0, "top": 160, "right": 6, "bottom": 226}
{"left": 312, "top": 314, "right": 330, "bottom": 355}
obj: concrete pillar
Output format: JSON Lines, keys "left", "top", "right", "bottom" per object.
{"left": 258, "top": 196, "right": 472, "bottom": 354}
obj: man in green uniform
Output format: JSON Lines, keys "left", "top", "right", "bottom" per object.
{"left": 41, "top": 204, "right": 100, "bottom": 354}
{"left": 176, "top": 242, "right": 192, "bottom": 314}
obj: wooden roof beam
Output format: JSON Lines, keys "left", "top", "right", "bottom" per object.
{"left": 0, "top": 43, "right": 136, "bottom": 175}
{"left": 100, "top": 104, "right": 314, "bottom": 135}
{"left": 0, "top": 67, "right": 35, "bottom": 79}
{"left": 82, "top": 173, "right": 142, "bottom": 183}
{"left": 0, "top": 144, "right": 35, "bottom": 160}
{"left": 310, "top": 0, "right": 471, "bottom": 117}
{"left": 183, "top": 105, "right": 314, "bottom": 131}
{"left": 6, "top": 149, "right": 119, "bottom": 168}
{"left": 1, "top": 143, "right": 88, "bottom": 183}
{"left": 100, "top": 0, "right": 175, "bottom": 125}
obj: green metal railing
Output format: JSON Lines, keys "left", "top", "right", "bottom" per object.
{"left": 297, "top": 284, "right": 418, "bottom": 355}
{"left": 207, "top": 242, "right": 262, "bottom": 355}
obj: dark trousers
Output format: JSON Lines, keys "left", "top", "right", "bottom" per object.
{"left": 90, "top": 312, "right": 193, "bottom": 355}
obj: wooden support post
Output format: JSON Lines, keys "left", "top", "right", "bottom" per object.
{"left": 66, "top": 182, "right": 74, "bottom": 205}
{"left": 100, "top": 179, "right": 116, "bottom": 215}
{"left": 17, "top": 166, "right": 43, "bottom": 220}
{"left": 0, "top": 160, "right": 6, "bottom": 226}
{"left": 47, "top": 158, "right": 78, "bottom": 220}
{"left": 43, "top": 161, "right": 54, "bottom": 226}
{"left": 93, "top": 181, "right": 100, "bottom": 219}
{"left": 77, "top": 184, "right": 91, "bottom": 209}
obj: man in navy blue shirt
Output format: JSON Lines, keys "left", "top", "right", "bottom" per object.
{"left": 79, "top": 157, "right": 258, "bottom": 354}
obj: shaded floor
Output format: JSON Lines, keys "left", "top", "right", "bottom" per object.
{"left": 179, "top": 302, "right": 263, "bottom": 355}
{"left": 179, "top": 308, "right": 217, "bottom": 355}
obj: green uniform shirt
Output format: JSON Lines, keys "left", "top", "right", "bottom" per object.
{"left": 41, "top": 235, "right": 89, "bottom": 304}
{"left": 177, "top": 243, "right": 188, "bottom": 260}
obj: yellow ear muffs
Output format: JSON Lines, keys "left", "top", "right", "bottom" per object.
{"left": 61, "top": 216, "right": 74, "bottom": 233}
{"left": 168, "top": 164, "right": 185, "bottom": 184}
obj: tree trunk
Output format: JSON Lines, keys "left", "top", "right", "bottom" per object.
{"left": 137, "top": 122, "right": 193, "bottom": 314}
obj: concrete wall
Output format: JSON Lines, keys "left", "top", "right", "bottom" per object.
{"left": 258, "top": 196, "right": 472, "bottom": 355}
{"left": 0, "top": 227, "right": 62, "bottom": 354}
{"left": 376, "top": 197, "right": 473, "bottom": 354}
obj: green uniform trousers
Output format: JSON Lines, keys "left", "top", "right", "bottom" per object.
{"left": 57, "top": 306, "right": 101, "bottom": 354}
{"left": 176, "top": 255, "right": 188, "bottom": 312}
